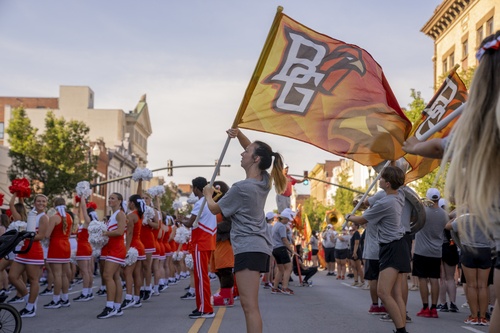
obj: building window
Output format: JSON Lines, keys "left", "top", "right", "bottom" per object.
{"left": 442, "top": 58, "right": 448, "bottom": 74}
{"left": 486, "top": 17, "right": 494, "bottom": 35}
{"left": 449, "top": 52, "right": 454, "bottom": 68}
{"left": 0, "top": 122, "right": 4, "bottom": 139}
{"left": 477, "top": 26, "right": 484, "bottom": 46}
{"left": 462, "top": 39, "right": 468, "bottom": 58}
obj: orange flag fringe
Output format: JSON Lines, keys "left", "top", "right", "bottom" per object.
{"left": 234, "top": 8, "right": 412, "bottom": 166}
{"left": 404, "top": 69, "right": 467, "bottom": 183}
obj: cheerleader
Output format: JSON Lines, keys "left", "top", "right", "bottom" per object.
{"left": 43, "top": 198, "right": 73, "bottom": 309}
{"left": 137, "top": 182, "right": 159, "bottom": 301}
{"left": 96, "top": 192, "right": 127, "bottom": 319}
{"left": 151, "top": 196, "right": 164, "bottom": 296}
{"left": 72, "top": 199, "right": 95, "bottom": 301}
{"left": 9, "top": 194, "right": 49, "bottom": 318}
{"left": 121, "top": 194, "right": 146, "bottom": 309}
{"left": 3, "top": 193, "right": 27, "bottom": 300}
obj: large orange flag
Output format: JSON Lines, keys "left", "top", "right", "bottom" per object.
{"left": 233, "top": 7, "right": 412, "bottom": 166}
{"left": 404, "top": 69, "right": 467, "bottom": 183}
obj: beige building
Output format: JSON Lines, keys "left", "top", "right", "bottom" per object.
{"left": 1, "top": 86, "right": 153, "bottom": 215}
{"left": 422, "top": 0, "right": 499, "bottom": 89}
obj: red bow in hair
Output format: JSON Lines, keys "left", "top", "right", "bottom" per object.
{"left": 0, "top": 193, "right": 4, "bottom": 207}
{"left": 86, "top": 202, "right": 97, "bottom": 210}
{"left": 5, "top": 209, "right": 12, "bottom": 218}
{"left": 75, "top": 195, "right": 81, "bottom": 203}
{"left": 9, "top": 178, "right": 31, "bottom": 198}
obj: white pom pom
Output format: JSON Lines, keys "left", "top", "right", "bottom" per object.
{"left": 174, "top": 226, "right": 190, "bottom": 244}
{"left": 92, "top": 249, "right": 102, "bottom": 258}
{"left": 132, "top": 168, "right": 153, "bottom": 181}
{"left": 184, "top": 253, "right": 193, "bottom": 270}
{"left": 172, "top": 200, "right": 183, "bottom": 211}
{"left": 75, "top": 181, "right": 92, "bottom": 199}
{"left": 187, "top": 193, "right": 198, "bottom": 204}
{"left": 88, "top": 221, "right": 109, "bottom": 251}
{"left": 124, "top": 247, "right": 139, "bottom": 266}
{"left": 143, "top": 206, "right": 155, "bottom": 225}
{"left": 172, "top": 251, "right": 184, "bottom": 261}
{"left": 146, "top": 185, "right": 165, "bottom": 198}
{"left": 7, "top": 221, "right": 27, "bottom": 232}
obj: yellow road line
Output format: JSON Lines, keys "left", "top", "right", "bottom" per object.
{"left": 208, "top": 308, "right": 226, "bottom": 333}
{"left": 188, "top": 318, "right": 206, "bottom": 333}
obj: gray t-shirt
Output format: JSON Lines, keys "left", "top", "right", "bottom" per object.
{"left": 309, "top": 236, "right": 319, "bottom": 250}
{"left": 363, "top": 190, "right": 405, "bottom": 244}
{"left": 362, "top": 221, "right": 379, "bottom": 260}
{"left": 451, "top": 217, "right": 494, "bottom": 248}
{"left": 369, "top": 188, "right": 411, "bottom": 232}
{"left": 414, "top": 206, "right": 448, "bottom": 257}
{"left": 336, "top": 233, "right": 350, "bottom": 250}
{"left": 217, "top": 171, "right": 272, "bottom": 256}
{"left": 322, "top": 229, "right": 336, "bottom": 248}
{"left": 272, "top": 222, "right": 287, "bottom": 249}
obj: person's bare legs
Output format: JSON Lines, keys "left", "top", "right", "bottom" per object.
{"left": 378, "top": 268, "right": 405, "bottom": 329}
{"left": 236, "top": 269, "right": 262, "bottom": 333}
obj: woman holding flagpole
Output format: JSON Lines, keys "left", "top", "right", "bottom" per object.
{"left": 203, "top": 128, "right": 286, "bottom": 333}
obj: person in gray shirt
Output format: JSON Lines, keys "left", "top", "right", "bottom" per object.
{"left": 346, "top": 166, "right": 410, "bottom": 333}
{"left": 203, "top": 128, "right": 287, "bottom": 333}
{"left": 413, "top": 188, "right": 448, "bottom": 319}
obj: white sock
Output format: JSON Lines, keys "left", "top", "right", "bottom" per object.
{"left": 26, "top": 302, "right": 35, "bottom": 311}
{"left": 106, "top": 301, "right": 113, "bottom": 308}
{"left": 61, "top": 294, "right": 68, "bottom": 301}
{"left": 114, "top": 302, "right": 121, "bottom": 310}
{"left": 125, "top": 294, "right": 132, "bottom": 300}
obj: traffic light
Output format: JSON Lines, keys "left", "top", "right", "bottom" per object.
{"left": 167, "top": 160, "right": 173, "bottom": 176}
{"left": 303, "top": 171, "right": 309, "bottom": 185}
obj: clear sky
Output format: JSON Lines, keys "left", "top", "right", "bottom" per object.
{"left": 0, "top": 0, "right": 442, "bottom": 212}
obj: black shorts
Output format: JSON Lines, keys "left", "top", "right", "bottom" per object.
{"left": 442, "top": 242, "right": 459, "bottom": 266}
{"left": 324, "top": 248, "right": 335, "bottom": 263}
{"left": 335, "top": 248, "right": 349, "bottom": 260}
{"left": 379, "top": 238, "right": 411, "bottom": 273}
{"left": 364, "top": 259, "right": 380, "bottom": 281}
{"left": 412, "top": 254, "right": 441, "bottom": 279}
{"left": 496, "top": 252, "right": 500, "bottom": 270}
{"left": 461, "top": 246, "right": 492, "bottom": 270}
{"left": 272, "top": 246, "right": 291, "bottom": 265}
{"left": 403, "top": 232, "right": 412, "bottom": 257}
{"left": 311, "top": 249, "right": 319, "bottom": 256}
{"left": 234, "top": 252, "right": 270, "bottom": 273}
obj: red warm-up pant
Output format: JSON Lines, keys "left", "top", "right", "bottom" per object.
{"left": 192, "top": 245, "right": 213, "bottom": 313}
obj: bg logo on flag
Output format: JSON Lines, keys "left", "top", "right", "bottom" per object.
{"left": 234, "top": 9, "right": 412, "bottom": 166}
{"left": 265, "top": 27, "right": 366, "bottom": 115}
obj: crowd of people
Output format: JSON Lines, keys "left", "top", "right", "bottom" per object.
{"left": 0, "top": 29, "right": 498, "bottom": 333}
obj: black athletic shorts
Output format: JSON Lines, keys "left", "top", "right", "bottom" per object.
{"left": 335, "top": 248, "right": 349, "bottom": 260}
{"left": 324, "top": 247, "right": 335, "bottom": 263}
{"left": 379, "top": 238, "right": 411, "bottom": 273}
{"left": 234, "top": 252, "right": 270, "bottom": 273}
{"left": 460, "top": 246, "right": 491, "bottom": 270}
{"left": 364, "top": 259, "right": 380, "bottom": 281}
{"left": 412, "top": 253, "right": 441, "bottom": 279}
{"left": 272, "top": 246, "right": 291, "bottom": 265}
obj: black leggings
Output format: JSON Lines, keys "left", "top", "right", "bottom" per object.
{"left": 216, "top": 268, "right": 234, "bottom": 288}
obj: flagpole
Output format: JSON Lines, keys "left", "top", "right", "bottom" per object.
{"left": 192, "top": 7, "right": 285, "bottom": 228}
{"left": 341, "top": 160, "right": 391, "bottom": 229}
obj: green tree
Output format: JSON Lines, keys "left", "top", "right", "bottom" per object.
{"left": 7, "top": 108, "right": 95, "bottom": 200}
{"left": 302, "top": 197, "right": 329, "bottom": 232}
{"left": 333, "top": 166, "right": 355, "bottom": 218}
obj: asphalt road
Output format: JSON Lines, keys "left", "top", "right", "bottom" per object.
{"left": 11, "top": 270, "right": 489, "bottom": 333}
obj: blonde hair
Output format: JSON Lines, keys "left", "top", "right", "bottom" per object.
{"left": 443, "top": 30, "right": 500, "bottom": 232}
{"left": 251, "top": 140, "right": 287, "bottom": 194}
